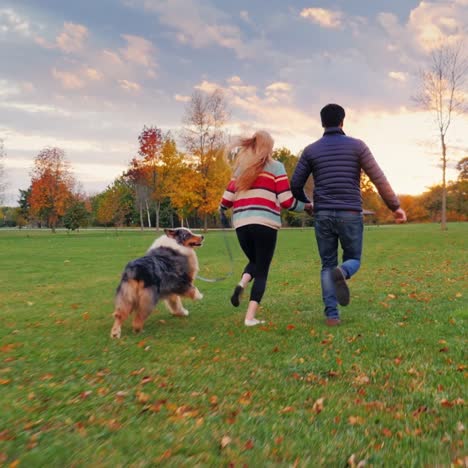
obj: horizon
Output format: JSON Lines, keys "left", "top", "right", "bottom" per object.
{"left": 1, "top": 0, "right": 467, "bottom": 204}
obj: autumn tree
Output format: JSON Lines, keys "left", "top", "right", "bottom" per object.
{"left": 181, "top": 89, "right": 231, "bottom": 230}
{"left": 137, "top": 125, "right": 166, "bottom": 230}
{"left": 95, "top": 178, "right": 135, "bottom": 228}
{"left": 273, "top": 147, "right": 313, "bottom": 226}
{"left": 170, "top": 162, "right": 204, "bottom": 226}
{"left": 126, "top": 157, "right": 152, "bottom": 230}
{"left": 413, "top": 41, "right": 468, "bottom": 230}
{"left": 29, "top": 147, "right": 75, "bottom": 232}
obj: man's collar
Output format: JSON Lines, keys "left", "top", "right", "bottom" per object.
{"left": 323, "top": 126, "right": 345, "bottom": 136}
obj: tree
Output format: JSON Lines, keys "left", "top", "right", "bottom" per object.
{"left": 96, "top": 178, "right": 135, "bottom": 228}
{"left": 18, "top": 187, "right": 31, "bottom": 225}
{"left": 413, "top": 41, "right": 468, "bottom": 230}
{"left": 63, "top": 198, "right": 90, "bottom": 231}
{"left": 0, "top": 139, "right": 6, "bottom": 205}
{"left": 456, "top": 157, "right": 468, "bottom": 181}
{"left": 181, "top": 89, "right": 230, "bottom": 230}
{"left": 170, "top": 162, "right": 204, "bottom": 226}
{"left": 29, "top": 147, "right": 75, "bottom": 231}
{"left": 137, "top": 125, "right": 165, "bottom": 230}
{"left": 273, "top": 147, "right": 313, "bottom": 227}
{"left": 126, "top": 157, "right": 152, "bottom": 230}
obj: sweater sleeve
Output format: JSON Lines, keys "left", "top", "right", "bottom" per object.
{"left": 275, "top": 163, "right": 306, "bottom": 212}
{"left": 219, "top": 178, "right": 235, "bottom": 210}
{"left": 359, "top": 141, "right": 400, "bottom": 211}
{"left": 291, "top": 150, "right": 312, "bottom": 203}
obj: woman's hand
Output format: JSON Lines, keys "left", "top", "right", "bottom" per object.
{"left": 304, "top": 203, "right": 314, "bottom": 215}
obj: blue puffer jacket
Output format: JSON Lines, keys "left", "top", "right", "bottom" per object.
{"left": 291, "top": 127, "right": 400, "bottom": 212}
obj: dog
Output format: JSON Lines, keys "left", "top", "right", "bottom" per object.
{"left": 110, "top": 228, "right": 204, "bottom": 339}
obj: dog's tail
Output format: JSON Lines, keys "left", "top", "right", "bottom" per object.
{"left": 113, "top": 269, "right": 141, "bottom": 320}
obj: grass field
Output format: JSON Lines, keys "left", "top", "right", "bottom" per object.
{"left": 0, "top": 224, "right": 467, "bottom": 467}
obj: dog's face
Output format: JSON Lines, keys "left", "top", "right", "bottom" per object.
{"left": 164, "top": 228, "right": 204, "bottom": 248}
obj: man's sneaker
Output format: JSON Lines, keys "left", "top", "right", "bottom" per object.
{"left": 230, "top": 285, "right": 244, "bottom": 307}
{"left": 332, "top": 267, "right": 350, "bottom": 306}
{"left": 326, "top": 317, "right": 341, "bottom": 327}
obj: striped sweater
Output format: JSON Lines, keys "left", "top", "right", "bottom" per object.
{"left": 220, "top": 160, "right": 306, "bottom": 230}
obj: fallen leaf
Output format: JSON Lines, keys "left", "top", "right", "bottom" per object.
{"left": 244, "top": 439, "right": 254, "bottom": 450}
{"left": 136, "top": 392, "right": 150, "bottom": 404}
{"left": 348, "top": 415, "right": 365, "bottom": 425}
{"left": 221, "top": 436, "right": 231, "bottom": 448}
{"left": 279, "top": 406, "right": 295, "bottom": 414}
{"left": 353, "top": 374, "right": 370, "bottom": 386}
{"left": 312, "top": 397, "right": 325, "bottom": 414}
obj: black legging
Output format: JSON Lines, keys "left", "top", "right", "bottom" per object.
{"left": 236, "top": 224, "right": 278, "bottom": 303}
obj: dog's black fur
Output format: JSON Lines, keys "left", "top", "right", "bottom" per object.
{"left": 110, "top": 228, "right": 204, "bottom": 338}
{"left": 117, "top": 246, "right": 193, "bottom": 298}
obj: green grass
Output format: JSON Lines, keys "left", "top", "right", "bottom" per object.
{"left": 0, "top": 224, "right": 466, "bottom": 467}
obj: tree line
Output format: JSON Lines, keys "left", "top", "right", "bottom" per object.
{"left": 0, "top": 89, "right": 467, "bottom": 231}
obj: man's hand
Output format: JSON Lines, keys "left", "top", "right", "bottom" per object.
{"left": 304, "top": 203, "right": 314, "bottom": 216}
{"left": 394, "top": 208, "right": 407, "bottom": 224}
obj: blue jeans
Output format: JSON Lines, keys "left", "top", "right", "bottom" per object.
{"left": 314, "top": 210, "right": 364, "bottom": 319}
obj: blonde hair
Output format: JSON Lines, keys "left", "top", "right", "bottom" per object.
{"left": 232, "top": 130, "right": 274, "bottom": 192}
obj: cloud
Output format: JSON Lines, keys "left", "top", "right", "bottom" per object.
{"left": 239, "top": 10, "right": 253, "bottom": 25}
{"left": 300, "top": 8, "right": 343, "bottom": 29}
{"left": 378, "top": 1, "right": 468, "bottom": 53}
{"left": 227, "top": 76, "right": 242, "bottom": 85}
{"left": 191, "top": 78, "right": 318, "bottom": 148}
{"left": 83, "top": 67, "right": 103, "bottom": 81}
{"left": 52, "top": 68, "right": 85, "bottom": 90}
{"left": 119, "top": 34, "right": 157, "bottom": 77}
{"left": 0, "top": 79, "right": 21, "bottom": 98}
{"left": 118, "top": 79, "right": 141, "bottom": 92}
{"left": 388, "top": 71, "right": 407, "bottom": 82}
{"left": 174, "top": 94, "right": 191, "bottom": 102}
{"left": 195, "top": 80, "right": 220, "bottom": 94}
{"left": 36, "top": 22, "right": 88, "bottom": 53}
{"left": 0, "top": 8, "right": 32, "bottom": 37}
{"left": 56, "top": 22, "right": 88, "bottom": 53}
{"left": 124, "top": 0, "right": 269, "bottom": 59}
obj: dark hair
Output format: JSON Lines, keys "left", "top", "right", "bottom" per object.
{"left": 320, "top": 104, "right": 345, "bottom": 127}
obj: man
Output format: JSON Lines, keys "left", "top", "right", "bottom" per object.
{"left": 291, "top": 104, "right": 406, "bottom": 326}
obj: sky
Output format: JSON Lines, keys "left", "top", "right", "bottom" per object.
{"left": 1, "top": 0, "right": 467, "bottom": 204}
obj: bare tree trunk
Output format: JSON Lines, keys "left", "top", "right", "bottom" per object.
{"left": 139, "top": 202, "right": 144, "bottom": 231}
{"left": 145, "top": 200, "right": 151, "bottom": 228}
{"left": 155, "top": 201, "right": 160, "bottom": 231}
{"left": 203, "top": 214, "right": 208, "bottom": 232}
{"left": 441, "top": 133, "right": 447, "bottom": 231}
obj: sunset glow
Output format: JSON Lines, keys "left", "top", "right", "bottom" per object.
{"left": 1, "top": 0, "right": 467, "bottom": 203}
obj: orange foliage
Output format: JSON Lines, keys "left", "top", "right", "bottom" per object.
{"left": 29, "top": 147, "right": 74, "bottom": 230}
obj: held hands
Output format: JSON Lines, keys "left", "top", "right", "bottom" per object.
{"left": 394, "top": 208, "right": 407, "bottom": 224}
{"left": 304, "top": 203, "right": 314, "bottom": 216}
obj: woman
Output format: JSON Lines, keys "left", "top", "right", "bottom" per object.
{"left": 219, "top": 130, "right": 312, "bottom": 326}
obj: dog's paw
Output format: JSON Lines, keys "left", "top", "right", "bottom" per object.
{"left": 110, "top": 326, "right": 121, "bottom": 339}
{"left": 194, "top": 289, "right": 203, "bottom": 300}
{"left": 172, "top": 308, "right": 189, "bottom": 317}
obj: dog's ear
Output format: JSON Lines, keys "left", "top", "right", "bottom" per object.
{"left": 164, "top": 229, "right": 176, "bottom": 238}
